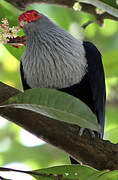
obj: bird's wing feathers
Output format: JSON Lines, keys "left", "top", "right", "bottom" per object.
{"left": 83, "top": 41, "right": 106, "bottom": 136}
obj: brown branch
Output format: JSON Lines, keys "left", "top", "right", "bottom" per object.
{"left": 81, "top": 20, "right": 95, "bottom": 29}
{"left": 4, "top": 0, "right": 118, "bottom": 23}
{"left": 0, "top": 81, "right": 118, "bottom": 170}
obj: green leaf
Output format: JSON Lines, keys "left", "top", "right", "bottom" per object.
{"left": 99, "top": 170, "right": 118, "bottom": 180}
{"left": 32, "top": 165, "right": 118, "bottom": 180}
{"left": 1, "top": 165, "right": 118, "bottom": 180}
{"left": 32, "top": 165, "right": 98, "bottom": 180}
{"left": 0, "top": 165, "right": 99, "bottom": 180}
{"left": 4, "top": 44, "right": 25, "bottom": 61}
{"left": 0, "top": 0, "right": 21, "bottom": 26}
{"left": 104, "top": 107, "right": 118, "bottom": 143}
{"left": 103, "top": 50, "right": 118, "bottom": 77}
{"left": 0, "top": 88, "right": 100, "bottom": 132}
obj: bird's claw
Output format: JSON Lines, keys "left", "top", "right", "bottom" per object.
{"left": 78, "top": 127, "right": 96, "bottom": 138}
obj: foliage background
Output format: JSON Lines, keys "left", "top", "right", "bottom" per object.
{"left": 0, "top": 0, "right": 118, "bottom": 178}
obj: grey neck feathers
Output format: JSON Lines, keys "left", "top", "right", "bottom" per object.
{"left": 21, "top": 14, "right": 87, "bottom": 89}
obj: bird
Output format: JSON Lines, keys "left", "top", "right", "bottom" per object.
{"left": 18, "top": 10, "right": 106, "bottom": 164}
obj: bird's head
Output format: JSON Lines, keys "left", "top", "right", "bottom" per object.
{"left": 18, "top": 10, "right": 40, "bottom": 28}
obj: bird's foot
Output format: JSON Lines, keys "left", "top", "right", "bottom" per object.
{"left": 78, "top": 127, "right": 100, "bottom": 138}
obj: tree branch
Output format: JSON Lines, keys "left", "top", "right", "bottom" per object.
{"left": 0, "top": 81, "right": 118, "bottom": 171}
{"left": 4, "top": 0, "right": 118, "bottom": 22}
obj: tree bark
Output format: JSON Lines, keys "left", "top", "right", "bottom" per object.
{"left": 0, "top": 81, "right": 118, "bottom": 171}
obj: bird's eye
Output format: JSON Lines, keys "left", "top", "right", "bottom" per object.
{"left": 35, "top": 14, "right": 38, "bottom": 16}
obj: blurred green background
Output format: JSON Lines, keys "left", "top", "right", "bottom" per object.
{"left": 0, "top": 0, "right": 118, "bottom": 179}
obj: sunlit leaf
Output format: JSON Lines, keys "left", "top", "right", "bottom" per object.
{"left": 104, "top": 107, "right": 118, "bottom": 143}
{"left": 4, "top": 44, "right": 25, "bottom": 61}
{"left": 103, "top": 50, "right": 118, "bottom": 77}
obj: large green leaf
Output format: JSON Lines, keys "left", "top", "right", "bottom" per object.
{"left": 33, "top": 165, "right": 118, "bottom": 180}
{"left": 32, "top": 165, "right": 98, "bottom": 180}
{"left": 0, "top": 88, "right": 99, "bottom": 131}
{"left": 1, "top": 165, "right": 118, "bottom": 180}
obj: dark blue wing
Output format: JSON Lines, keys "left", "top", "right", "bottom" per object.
{"left": 20, "top": 62, "right": 31, "bottom": 91}
{"left": 83, "top": 41, "right": 106, "bottom": 137}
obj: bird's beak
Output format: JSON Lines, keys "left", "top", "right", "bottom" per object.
{"left": 19, "top": 20, "right": 28, "bottom": 28}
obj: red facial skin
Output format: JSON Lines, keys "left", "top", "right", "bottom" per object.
{"left": 8, "top": 10, "right": 40, "bottom": 48}
{"left": 18, "top": 10, "right": 40, "bottom": 27}
{"left": 7, "top": 10, "right": 40, "bottom": 48}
